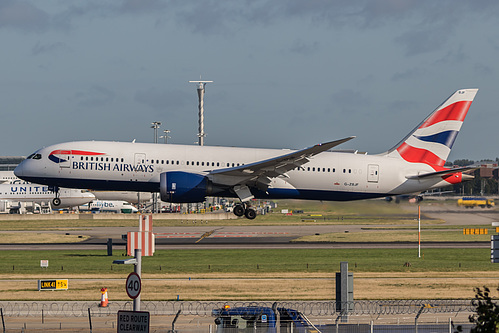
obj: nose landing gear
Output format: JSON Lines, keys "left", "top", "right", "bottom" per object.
{"left": 50, "top": 186, "right": 61, "bottom": 207}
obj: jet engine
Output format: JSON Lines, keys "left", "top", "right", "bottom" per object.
{"left": 160, "top": 171, "right": 212, "bottom": 203}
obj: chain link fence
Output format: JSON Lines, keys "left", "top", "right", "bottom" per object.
{"left": 0, "top": 300, "right": 476, "bottom": 332}
{"left": 0, "top": 299, "right": 474, "bottom": 317}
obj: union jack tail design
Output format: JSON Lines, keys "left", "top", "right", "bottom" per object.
{"left": 386, "top": 89, "right": 478, "bottom": 167}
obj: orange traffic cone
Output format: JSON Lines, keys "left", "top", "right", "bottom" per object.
{"left": 99, "top": 287, "right": 109, "bottom": 307}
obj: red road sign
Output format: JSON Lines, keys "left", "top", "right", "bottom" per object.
{"left": 126, "top": 272, "right": 141, "bottom": 299}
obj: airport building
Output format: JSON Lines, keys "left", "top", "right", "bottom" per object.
{"left": 0, "top": 156, "right": 24, "bottom": 171}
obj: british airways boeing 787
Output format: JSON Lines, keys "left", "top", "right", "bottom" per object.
{"left": 14, "top": 89, "right": 478, "bottom": 219}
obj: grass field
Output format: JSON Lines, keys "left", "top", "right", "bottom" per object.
{"left": 0, "top": 248, "right": 497, "bottom": 301}
{"left": 0, "top": 248, "right": 495, "bottom": 274}
{"left": 0, "top": 199, "right": 497, "bottom": 300}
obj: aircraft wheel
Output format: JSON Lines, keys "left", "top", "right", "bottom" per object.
{"left": 52, "top": 198, "right": 61, "bottom": 206}
{"left": 245, "top": 208, "right": 257, "bottom": 220}
{"left": 233, "top": 204, "right": 245, "bottom": 217}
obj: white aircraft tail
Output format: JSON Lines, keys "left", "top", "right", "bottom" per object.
{"left": 385, "top": 88, "right": 478, "bottom": 167}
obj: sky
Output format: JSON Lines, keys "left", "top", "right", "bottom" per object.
{"left": 1, "top": 0, "right": 498, "bottom": 162}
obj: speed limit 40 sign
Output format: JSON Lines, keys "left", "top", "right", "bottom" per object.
{"left": 126, "top": 272, "right": 141, "bottom": 299}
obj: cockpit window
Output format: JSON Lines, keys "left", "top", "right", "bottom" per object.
{"left": 26, "top": 153, "right": 41, "bottom": 160}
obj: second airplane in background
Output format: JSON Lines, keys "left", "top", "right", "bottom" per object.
{"left": 14, "top": 89, "right": 478, "bottom": 219}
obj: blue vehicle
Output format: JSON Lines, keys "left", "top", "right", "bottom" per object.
{"left": 212, "top": 304, "right": 324, "bottom": 332}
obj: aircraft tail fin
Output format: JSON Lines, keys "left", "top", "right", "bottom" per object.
{"left": 385, "top": 88, "right": 478, "bottom": 167}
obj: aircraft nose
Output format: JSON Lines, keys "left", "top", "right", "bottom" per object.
{"left": 14, "top": 162, "right": 24, "bottom": 178}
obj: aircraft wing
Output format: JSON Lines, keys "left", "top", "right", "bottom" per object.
{"left": 208, "top": 137, "right": 355, "bottom": 196}
{"left": 405, "top": 166, "right": 477, "bottom": 180}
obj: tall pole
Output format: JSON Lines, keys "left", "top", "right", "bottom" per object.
{"left": 134, "top": 248, "right": 142, "bottom": 311}
{"left": 189, "top": 80, "right": 213, "bottom": 146}
{"left": 161, "top": 130, "right": 171, "bottom": 144}
{"left": 418, "top": 205, "right": 421, "bottom": 258}
{"left": 150, "top": 122, "right": 161, "bottom": 213}
{"left": 151, "top": 121, "right": 161, "bottom": 144}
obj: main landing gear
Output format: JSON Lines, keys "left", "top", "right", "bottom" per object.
{"left": 233, "top": 203, "right": 257, "bottom": 220}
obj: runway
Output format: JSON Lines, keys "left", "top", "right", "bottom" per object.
{"left": 0, "top": 203, "right": 496, "bottom": 250}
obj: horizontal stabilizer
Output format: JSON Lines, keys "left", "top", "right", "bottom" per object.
{"left": 406, "top": 166, "right": 476, "bottom": 180}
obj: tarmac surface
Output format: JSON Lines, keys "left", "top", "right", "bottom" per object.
{"left": 0, "top": 203, "right": 496, "bottom": 250}
{"left": 0, "top": 202, "right": 496, "bottom": 331}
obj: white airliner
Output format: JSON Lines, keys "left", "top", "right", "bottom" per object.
{"left": 90, "top": 191, "right": 152, "bottom": 204}
{"left": 14, "top": 89, "right": 478, "bottom": 219}
{"left": 0, "top": 171, "right": 24, "bottom": 184}
{"left": 79, "top": 200, "right": 138, "bottom": 214}
{"left": 0, "top": 183, "right": 95, "bottom": 209}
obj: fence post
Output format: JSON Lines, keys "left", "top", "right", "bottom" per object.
{"left": 1, "top": 308, "right": 5, "bottom": 333}
{"left": 88, "top": 308, "right": 92, "bottom": 333}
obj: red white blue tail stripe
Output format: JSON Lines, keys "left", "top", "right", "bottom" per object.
{"left": 387, "top": 89, "right": 478, "bottom": 167}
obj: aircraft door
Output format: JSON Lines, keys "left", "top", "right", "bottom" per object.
{"left": 134, "top": 153, "right": 146, "bottom": 166}
{"left": 367, "top": 164, "right": 379, "bottom": 183}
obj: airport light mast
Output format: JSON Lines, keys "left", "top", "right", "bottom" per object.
{"left": 151, "top": 121, "right": 161, "bottom": 144}
{"left": 189, "top": 79, "right": 213, "bottom": 146}
{"left": 160, "top": 129, "right": 171, "bottom": 144}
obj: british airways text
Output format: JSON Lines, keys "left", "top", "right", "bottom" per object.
{"left": 72, "top": 162, "right": 154, "bottom": 173}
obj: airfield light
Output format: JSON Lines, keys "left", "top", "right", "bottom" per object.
{"left": 160, "top": 129, "right": 171, "bottom": 144}
{"left": 151, "top": 121, "right": 161, "bottom": 144}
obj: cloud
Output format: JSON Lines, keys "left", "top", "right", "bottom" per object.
{"left": 0, "top": 0, "right": 49, "bottom": 32}
{"left": 331, "top": 89, "right": 370, "bottom": 114}
{"left": 31, "top": 41, "right": 70, "bottom": 56}
{"left": 134, "top": 88, "right": 191, "bottom": 113}
{"left": 75, "top": 85, "right": 115, "bottom": 108}
{"left": 287, "top": 39, "right": 320, "bottom": 56}
{"left": 392, "top": 67, "right": 428, "bottom": 82}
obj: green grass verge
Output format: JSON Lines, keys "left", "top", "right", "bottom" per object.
{"left": 294, "top": 230, "right": 493, "bottom": 242}
{"left": 0, "top": 248, "right": 495, "bottom": 275}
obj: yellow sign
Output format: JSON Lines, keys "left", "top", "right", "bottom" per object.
{"left": 38, "top": 279, "right": 68, "bottom": 291}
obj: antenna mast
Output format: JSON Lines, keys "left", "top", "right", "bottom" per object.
{"left": 189, "top": 79, "right": 213, "bottom": 146}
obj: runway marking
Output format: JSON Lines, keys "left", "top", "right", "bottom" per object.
{"left": 154, "top": 232, "right": 289, "bottom": 239}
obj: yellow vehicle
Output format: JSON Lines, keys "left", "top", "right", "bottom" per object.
{"left": 457, "top": 197, "right": 495, "bottom": 208}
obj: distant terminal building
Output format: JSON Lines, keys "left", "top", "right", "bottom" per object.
{"left": 479, "top": 163, "right": 498, "bottom": 179}
{"left": 0, "top": 156, "right": 25, "bottom": 171}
